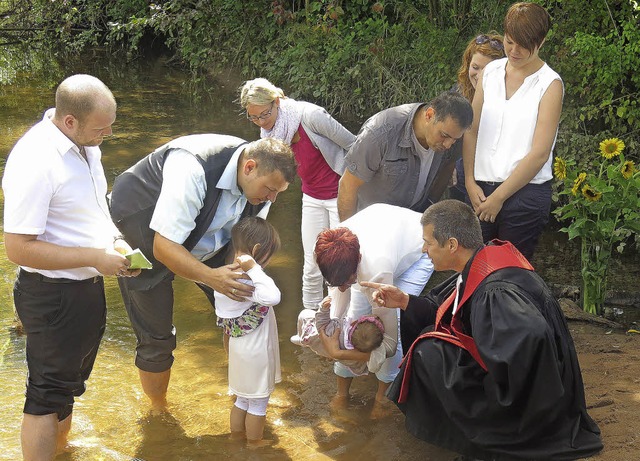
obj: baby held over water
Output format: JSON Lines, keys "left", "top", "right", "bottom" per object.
{"left": 291, "top": 295, "right": 398, "bottom": 375}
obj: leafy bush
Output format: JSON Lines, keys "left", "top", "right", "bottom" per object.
{"left": 2, "top": 0, "right": 637, "bottom": 187}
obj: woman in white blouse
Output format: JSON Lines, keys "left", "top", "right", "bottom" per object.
{"left": 462, "top": 2, "right": 563, "bottom": 260}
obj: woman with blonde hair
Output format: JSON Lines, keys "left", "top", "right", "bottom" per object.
{"left": 239, "top": 78, "right": 355, "bottom": 312}
{"left": 450, "top": 32, "right": 505, "bottom": 201}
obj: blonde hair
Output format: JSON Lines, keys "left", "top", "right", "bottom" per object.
{"left": 239, "top": 78, "right": 285, "bottom": 109}
{"left": 456, "top": 32, "right": 505, "bottom": 102}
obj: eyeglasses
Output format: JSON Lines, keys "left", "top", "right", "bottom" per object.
{"left": 475, "top": 35, "right": 504, "bottom": 51}
{"left": 246, "top": 102, "right": 275, "bottom": 122}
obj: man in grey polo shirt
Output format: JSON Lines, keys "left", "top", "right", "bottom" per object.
{"left": 337, "top": 91, "right": 473, "bottom": 221}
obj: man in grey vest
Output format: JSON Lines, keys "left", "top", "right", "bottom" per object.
{"left": 110, "top": 134, "right": 297, "bottom": 411}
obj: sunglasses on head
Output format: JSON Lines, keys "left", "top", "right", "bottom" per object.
{"left": 475, "top": 35, "right": 504, "bottom": 51}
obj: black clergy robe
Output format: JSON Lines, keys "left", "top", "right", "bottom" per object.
{"left": 388, "top": 250, "right": 603, "bottom": 461}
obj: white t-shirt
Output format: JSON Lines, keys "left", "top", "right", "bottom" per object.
{"left": 474, "top": 58, "right": 563, "bottom": 184}
{"left": 2, "top": 109, "right": 121, "bottom": 280}
{"left": 330, "top": 203, "right": 426, "bottom": 320}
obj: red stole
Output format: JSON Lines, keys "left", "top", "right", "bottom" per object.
{"left": 396, "top": 240, "right": 533, "bottom": 404}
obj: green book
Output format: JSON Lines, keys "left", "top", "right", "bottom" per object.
{"left": 125, "top": 249, "right": 153, "bottom": 270}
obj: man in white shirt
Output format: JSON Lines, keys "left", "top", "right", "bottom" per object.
{"left": 2, "top": 74, "right": 137, "bottom": 460}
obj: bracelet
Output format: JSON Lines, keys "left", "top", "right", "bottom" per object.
{"left": 113, "top": 235, "right": 125, "bottom": 244}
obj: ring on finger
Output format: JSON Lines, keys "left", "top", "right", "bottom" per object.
{"left": 232, "top": 288, "right": 237, "bottom": 295}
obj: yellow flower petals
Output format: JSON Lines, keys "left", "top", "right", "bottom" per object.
{"left": 599, "top": 137, "right": 625, "bottom": 159}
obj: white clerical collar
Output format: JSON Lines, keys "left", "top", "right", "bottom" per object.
{"left": 452, "top": 274, "right": 464, "bottom": 316}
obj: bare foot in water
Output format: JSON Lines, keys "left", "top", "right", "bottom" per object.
{"left": 247, "top": 438, "right": 275, "bottom": 449}
{"left": 370, "top": 397, "right": 397, "bottom": 420}
{"left": 329, "top": 393, "right": 349, "bottom": 413}
{"left": 149, "top": 403, "right": 169, "bottom": 416}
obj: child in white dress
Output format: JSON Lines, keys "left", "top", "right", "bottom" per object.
{"left": 213, "top": 217, "right": 281, "bottom": 447}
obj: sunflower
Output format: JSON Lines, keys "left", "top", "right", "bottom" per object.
{"left": 599, "top": 138, "right": 625, "bottom": 159}
{"left": 553, "top": 157, "right": 567, "bottom": 180}
{"left": 621, "top": 160, "right": 635, "bottom": 179}
{"left": 581, "top": 184, "right": 602, "bottom": 202}
{"left": 571, "top": 172, "right": 587, "bottom": 195}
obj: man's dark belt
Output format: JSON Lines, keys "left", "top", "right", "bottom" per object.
{"left": 19, "top": 268, "right": 102, "bottom": 284}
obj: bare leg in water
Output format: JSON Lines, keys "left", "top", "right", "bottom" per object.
{"left": 21, "top": 412, "right": 72, "bottom": 460}
{"left": 330, "top": 376, "right": 352, "bottom": 411}
{"left": 370, "top": 380, "right": 396, "bottom": 419}
{"left": 140, "top": 369, "right": 170, "bottom": 413}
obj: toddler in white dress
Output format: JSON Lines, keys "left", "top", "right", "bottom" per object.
{"left": 213, "top": 216, "right": 281, "bottom": 447}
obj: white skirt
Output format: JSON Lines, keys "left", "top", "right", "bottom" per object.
{"left": 228, "top": 306, "right": 281, "bottom": 398}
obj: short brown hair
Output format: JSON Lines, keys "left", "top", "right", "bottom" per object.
{"left": 242, "top": 137, "right": 297, "bottom": 184}
{"left": 421, "top": 200, "right": 483, "bottom": 250}
{"left": 504, "top": 2, "right": 551, "bottom": 53}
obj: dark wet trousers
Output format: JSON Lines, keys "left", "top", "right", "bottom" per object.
{"left": 14, "top": 269, "right": 106, "bottom": 421}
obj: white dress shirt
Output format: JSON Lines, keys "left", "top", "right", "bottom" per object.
{"left": 2, "top": 109, "right": 120, "bottom": 279}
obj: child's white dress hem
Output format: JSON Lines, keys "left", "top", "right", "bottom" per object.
{"left": 228, "top": 306, "right": 281, "bottom": 398}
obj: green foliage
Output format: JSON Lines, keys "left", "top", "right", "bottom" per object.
{"left": 553, "top": 137, "right": 639, "bottom": 313}
{"left": 1, "top": 0, "right": 638, "bottom": 191}
{"left": 539, "top": 0, "right": 639, "bottom": 174}
{"left": 554, "top": 138, "right": 640, "bottom": 251}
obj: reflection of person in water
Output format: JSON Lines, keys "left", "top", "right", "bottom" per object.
{"left": 361, "top": 200, "right": 603, "bottom": 460}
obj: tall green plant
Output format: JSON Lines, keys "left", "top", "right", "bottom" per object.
{"left": 553, "top": 138, "right": 640, "bottom": 313}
